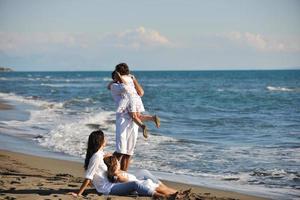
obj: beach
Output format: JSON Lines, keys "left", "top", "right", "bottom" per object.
{"left": 0, "top": 101, "right": 269, "bottom": 200}
{"left": 0, "top": 149, "right": 268, "bottom": 200}
{"left": 0, "top": 71, "right": 299, "bottom": 199}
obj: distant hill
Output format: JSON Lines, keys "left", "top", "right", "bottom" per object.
{"left": 0, "top": 67, "right": 13, "bottom": 72}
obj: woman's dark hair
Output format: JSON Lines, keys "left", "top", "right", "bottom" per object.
{"left": 103, "top": 155, "right": 119, "bottom": 182}
{"left": 84, "top": 130, "right": 105, "bottom": 170}
{"left": 115, "top": 63, "right": 130, "bottom": 75}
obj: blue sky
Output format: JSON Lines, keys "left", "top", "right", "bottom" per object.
{"left": 0, "top": 0, "right": 300, "bottom": 71}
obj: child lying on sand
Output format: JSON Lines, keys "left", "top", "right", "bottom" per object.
{"left": 104, "top": 155, "right": 190, "bottom": 199}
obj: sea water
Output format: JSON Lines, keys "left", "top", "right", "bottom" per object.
{"left": 0, "top": 70, "right": 299, "bottom": 199}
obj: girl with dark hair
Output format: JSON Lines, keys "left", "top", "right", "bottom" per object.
{"left": 71, "top": 130, "right": 163, "bottom": 198}
{"left": 84, "top": 130, "right": 106, "bottom": 170}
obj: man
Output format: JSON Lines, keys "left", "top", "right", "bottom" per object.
{"left": 108, "top": 68, "right": 144, "bottom": 171}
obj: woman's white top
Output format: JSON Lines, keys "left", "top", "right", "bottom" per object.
{"left": 85, "top": 150, "right": 114, "bottom": 195}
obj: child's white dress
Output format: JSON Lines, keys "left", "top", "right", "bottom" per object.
{"left": 117, "top": 75, "right": 145, "bottom": 113}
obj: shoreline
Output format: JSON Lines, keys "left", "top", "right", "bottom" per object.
{"left": 0, "top": 100, "right": 13, "bottom": 110}
{"left": 0, "top": 97, "right": 277, "bottom": 199}
{"left": 0, "top": 132, "right": 273, "bottom": 200}
{"left": 0, "top": 97, "right": 272, "bottom": 200}
{"left": 0, "top": 149, "right": 269, "bottom": 200}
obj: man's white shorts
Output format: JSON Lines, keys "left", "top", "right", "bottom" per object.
{"left": 115, "top": 113, "right": 139, "bottom": 156}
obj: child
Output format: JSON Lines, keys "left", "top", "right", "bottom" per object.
{"left": 104, "top": 155, "right": 182, "bottom": 198}
{"left": 110, "top": 63, "right": 160, "bottom": 138}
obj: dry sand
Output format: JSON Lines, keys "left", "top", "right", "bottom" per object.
{"left": 0, "top": 150, "right": 269, "bottom": 200}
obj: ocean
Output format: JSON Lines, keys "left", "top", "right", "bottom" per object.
{"left": 0, "top": 70, "right": 299, "bottom": 199}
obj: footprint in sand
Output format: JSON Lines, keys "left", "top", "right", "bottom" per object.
{"left": 67, "top": 184, "right": 78, "bottom": 187}
{"left": 10, "top": 181, "right": 20, "bottom": 184}
{"left": 56, "top": 173, "right": 73, "bottom": 178}
{"left": 4, "top": 196, "right": 17, "bottom": 200}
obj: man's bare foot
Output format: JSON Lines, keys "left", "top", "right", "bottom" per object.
{"left": 142, "top": 124, "right": 148, "bottom": 138}
{"left": 154, "top": 115, "right": 160, "bottom": 128}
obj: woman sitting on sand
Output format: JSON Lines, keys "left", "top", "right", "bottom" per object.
{"left": 71, "top": 130, "right": 186, "bottom": 198}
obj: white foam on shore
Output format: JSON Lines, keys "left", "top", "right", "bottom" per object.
{"left": 0, "top": 92, "right": 65, "bottom": 137}
{"left": 38, "top": 111, "right": 116, "bottom": 158}
{"left": 0, "top": 92, "right": 116, "bottom": 149}
{"left": 0, "top": 92, "right": 64, "bottom": 109}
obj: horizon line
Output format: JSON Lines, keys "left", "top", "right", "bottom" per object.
{"left": 4, "top": 68, "right": 300, "bottom": 72}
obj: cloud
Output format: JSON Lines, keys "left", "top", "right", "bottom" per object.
{"left": 0, "top": 27, "right": 172, "bottom": 56}
{"left": 102, "top": 26, "right": 172, "bottom": 50}
{"left": 223, "top": 31, "right": 300, "bottom": 52}
{"left": 0, "top": 32, "right": 89, "bottom": 56}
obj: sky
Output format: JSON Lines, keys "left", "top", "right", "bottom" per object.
{"left": 0, "top": 0, "right": 300, "bottom": 71}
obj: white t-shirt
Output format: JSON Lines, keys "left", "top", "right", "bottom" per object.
{"left": 110, "top": 83, "right": 128, "bottom": 113}
{"left": 85, "top": 150, "right": 114, "bottom": 195}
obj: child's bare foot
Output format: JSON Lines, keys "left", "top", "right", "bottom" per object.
{"left": 141, "top": 124, "right": 148, "bottom": 138}
{"left": 154, "top": 115, "right": 160, "bottom": 128}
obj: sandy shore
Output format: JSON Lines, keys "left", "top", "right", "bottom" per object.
{"left": 0, "top": 150, "right": 269, "bottom": 200}
{"left": 0, "top": 100, "right": 13, "bottom": 110}
{"left": 0, "top": 100, "right": 269, "bottom": 199}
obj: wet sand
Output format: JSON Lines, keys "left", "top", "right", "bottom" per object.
{"left": 0, "top": 150, "right": 269, "bottom": 200}
{"left": 0, "top": 100, "right": 13, "bottom": 110}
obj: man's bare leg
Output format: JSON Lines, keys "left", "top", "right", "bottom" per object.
{"left": 113, "top": 151, "right": 123, "bottom": 161}
{"left": 113, "top": 152, "right": 131, "bottom": 171}
{"left": 121, "top": 154, "right": 131, "bottom": 171}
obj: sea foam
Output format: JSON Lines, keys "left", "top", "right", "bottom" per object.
{"left": 267, "top": 86, "right": 294, "bottom": 92}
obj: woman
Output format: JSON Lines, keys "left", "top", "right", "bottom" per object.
{"left": 71, "top": 130, "right": 183, "bottom": 198}
{"left": 71, "top": 130, "right": 156, "bottom": 197}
